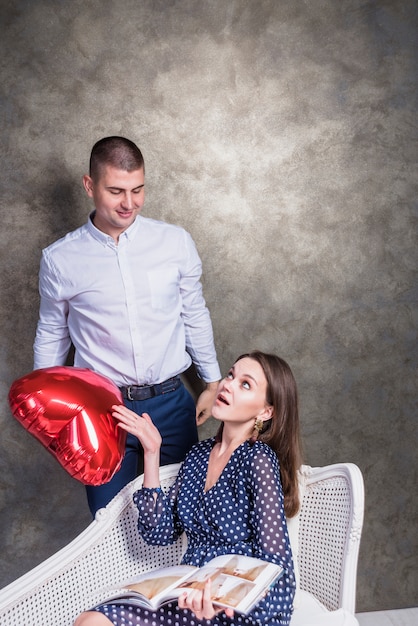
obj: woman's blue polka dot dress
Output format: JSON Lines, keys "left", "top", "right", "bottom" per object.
{"left": 94, "top": 438, "right": 295, "bottom": 625}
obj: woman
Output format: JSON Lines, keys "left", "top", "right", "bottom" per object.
{"left": 75, "top": 351, "right": 302, "bottom": 625}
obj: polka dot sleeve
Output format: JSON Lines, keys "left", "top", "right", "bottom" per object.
{"left": 133, "top": 472, "right": 184, "bottom": 546}
{"left": 245, "top": 443, "right": 294, "bottom": 570}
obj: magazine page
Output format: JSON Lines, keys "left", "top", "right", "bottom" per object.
{"left": 100, "top": 565, "right": 197, "bottom": 609}
{"left": 174, "top": 554, "right": 284, "bottom": 615}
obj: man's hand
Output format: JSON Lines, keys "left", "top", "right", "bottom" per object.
{"left": 195, "top": 381, "right": 220, "bottom": 426}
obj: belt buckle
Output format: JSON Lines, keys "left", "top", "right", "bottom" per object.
{"left": 126, "top": 386, "right": 134, "bottom": 401}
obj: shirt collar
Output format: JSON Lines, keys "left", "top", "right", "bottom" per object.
{"left": 86, "top": 212, "right": 141, "bottom": 244}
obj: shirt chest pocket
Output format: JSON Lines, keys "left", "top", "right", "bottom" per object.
{"left": 147, "top": 267, "right": 180, "bottom": 312}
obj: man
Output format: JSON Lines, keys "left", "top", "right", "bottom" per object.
{"left": 34, "top": 136, "right": 221, "bottom": 515}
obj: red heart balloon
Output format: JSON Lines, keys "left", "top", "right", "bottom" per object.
{"left": 9, "top": 366, "right": 126, "bottom": 486}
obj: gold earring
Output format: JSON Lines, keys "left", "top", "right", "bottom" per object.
{"left": 254, "top": 417, "right": 264, "bottom": 433}
{"left": 250, "top": 417, "right": 264, "bottom": 444}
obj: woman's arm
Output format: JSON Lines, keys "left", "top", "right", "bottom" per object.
{"left": 112, "top": 405, "right": 184, "bottom": 545}
{"left": 247, "top": 446, "right": 293, "bottom": 568}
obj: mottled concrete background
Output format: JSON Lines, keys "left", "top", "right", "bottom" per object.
{"left": 0, "top": 0, "right": 416, "bottom": 612}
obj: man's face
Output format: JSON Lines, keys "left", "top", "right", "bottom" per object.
{"left": 83, "top": 165, "right": 145, "bottom": 241}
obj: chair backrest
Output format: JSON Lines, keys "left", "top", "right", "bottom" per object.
{"left": 0, "top": 462, "right": 364, "bottom": 625}
{"left": 298, "top": 462, "right": 364, "bottom": 613}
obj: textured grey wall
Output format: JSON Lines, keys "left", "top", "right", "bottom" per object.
{"left": 0, "top": 0, "right": 416, "bottom": 612}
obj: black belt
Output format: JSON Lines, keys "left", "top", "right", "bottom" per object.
{"left": 119, "top": 376, "right": 182, "bottom": 401}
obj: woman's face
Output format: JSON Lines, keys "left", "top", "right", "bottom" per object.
{"left": 212, "top": 357, "right": 272, "bottom": 425}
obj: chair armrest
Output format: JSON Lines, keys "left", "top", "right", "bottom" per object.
{"left": 0, "top": 463, "right": 184, "bottom": 626}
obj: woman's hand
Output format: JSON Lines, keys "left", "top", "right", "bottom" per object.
{"left": 111, "top": 405, "right": 161, "bottom": 455}
{"left": 178, "top": 579, "right": 234, "bottom": 621}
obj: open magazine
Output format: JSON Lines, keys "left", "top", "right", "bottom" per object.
{"left": 96, "top": 554, "right": 284, "bottom": 615}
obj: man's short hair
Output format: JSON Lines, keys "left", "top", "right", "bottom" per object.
{"left": 89, "top": 136, "right": 145, "bottom": 181}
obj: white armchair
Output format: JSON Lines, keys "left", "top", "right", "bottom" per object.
{"left": 0, "top": 462, "right": 364, "bottom": 626}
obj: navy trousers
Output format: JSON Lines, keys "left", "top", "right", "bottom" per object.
{"left": 85, "top": 382, "right": 197, "bottom": 516}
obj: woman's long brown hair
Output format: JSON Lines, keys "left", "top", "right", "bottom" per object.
{"left": 236, "top": 351, "right": 303, "bottom": 518}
